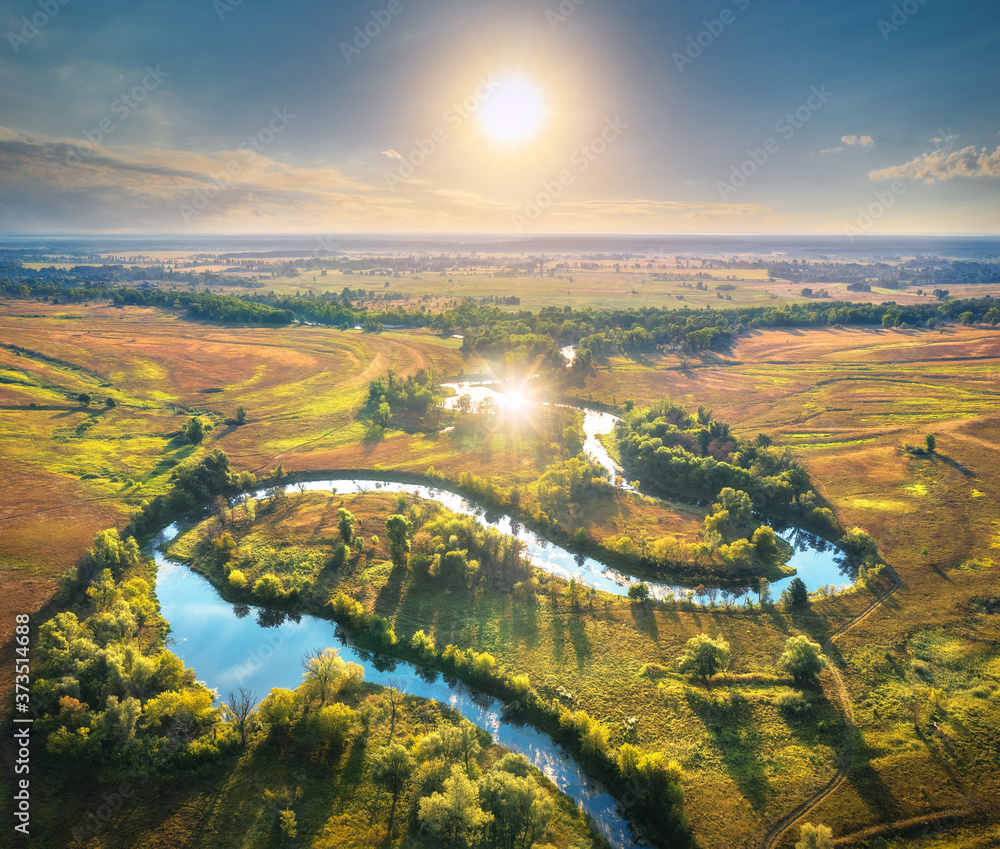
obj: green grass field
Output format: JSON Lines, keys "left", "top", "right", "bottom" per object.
{"left": 2, "top": 300, "right": 999, "bottom": 849}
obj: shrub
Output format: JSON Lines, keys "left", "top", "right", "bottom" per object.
{"left": 253, "top": 573, "right": 283, "bottom": 600}
{"left": 775, "top": 690, "right": 813, "bottom": 716}
{"left": 410, "top": 629, "right": 436, "bottom": 660}
{"left": 778, "top": 635, "right": 827, "bottom": 686}
{"left": 228, "top": 569, "right": 247, "bottom": 591}
{"left": 677, "top": 634, "right": 731, "bottom": 681}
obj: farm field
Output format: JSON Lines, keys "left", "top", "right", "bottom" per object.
{"left": 1, "top": 301, "right": 998, "bottom": 849}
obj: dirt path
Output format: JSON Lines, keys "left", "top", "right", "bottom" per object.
{"left": 761, "top": 564, "right": 902, "bottom": 849}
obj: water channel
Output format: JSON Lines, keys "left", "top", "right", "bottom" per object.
{"left": 152, "top": 388, "right": 853, "bottom": 849}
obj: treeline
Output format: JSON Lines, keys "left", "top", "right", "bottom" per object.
{"left": 4, "top": 268, "right": 998, "bottom": 342}
{"left": 617, "top": 401, "right": 836, "bottom": 532}
{"left": 363, "top": 368, "right": 443, "bottom": 429}
{"left": 32, "top": 529, "right": 227, "bottom": 768}
{"left": 114, "top": 288, "right": 295, "bottom": 325}
{"left": 325, "top": 588, "right": 690, "bottom": 845}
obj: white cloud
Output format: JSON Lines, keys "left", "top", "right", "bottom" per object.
{"left": 870, "top": 144, "right": 1000, "bottom": 182}
{"left": 842, "top": 135, "right": 874, "bottom": 147}
{"left": 821, "top": 146, "right": 844, "bottom": 155}
{"left": 380, "top": 149, "right": 402, "bottom": 159}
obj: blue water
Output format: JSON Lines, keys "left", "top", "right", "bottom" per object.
{"left": 152, "top": 524, "right": 649, "bottom": 849}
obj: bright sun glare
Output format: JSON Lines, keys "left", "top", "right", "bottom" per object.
{"left": 479, "top": 77, "right": 545, "bottom": 144}
{"left": 503, "top": 389, "right": 525, "bottom": 411}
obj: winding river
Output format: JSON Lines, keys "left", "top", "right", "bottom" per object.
{"left": 152, "top": 390, "right": 853, "bottom": 848}
{"left": 153, "top": 524, "right": 651, "bottom": 849}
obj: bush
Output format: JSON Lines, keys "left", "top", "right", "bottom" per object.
{"left": 253, "top": 573, "right": 283, "bottom": 600}
{"left": 677, "top": 634, "right": 731, "bottom": 681}
{"left": 778, "top": 635, "right": 827, "bottom": 686}
{"left": 775, "top": 690, "right": 813, "bottom": 716}
{"left": 410, "top": 629, "right": 436, "bottom": 660}
{"left": 228, "top": 569, "right": 247, "bottom": 591}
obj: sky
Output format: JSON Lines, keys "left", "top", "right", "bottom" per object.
{"left": 0, "top": 0, "right": 998, "bottom": 235}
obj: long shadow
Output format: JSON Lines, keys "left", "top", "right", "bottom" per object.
{"left": 374, "top": 565, "right": 407, "bottom": 618}
{"left": 550, "top": 613, "right": 566, "bottom": 665}
{"left": 510, "top": 599, "right": 540, "bottom": 650}
{"left": 686, "top": 689, "right": 773, "bottom": 811}
{"left": 630, "top": 603, "right": 660, "bottom": 641}
{"left": 847, "top": 736, "right": 902, "bottom": 821}
{"left": 566, "top": 614, "right": 591, "bottom": 670}
{"left": 934, "top": 454, "right": 975, "bottom": 478}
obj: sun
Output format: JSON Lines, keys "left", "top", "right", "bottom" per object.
{"left": 503, "top": 388, "right": 525, "bottom": 411}
{"left": 479, "top": 77, "right": 546, "bottom": 144}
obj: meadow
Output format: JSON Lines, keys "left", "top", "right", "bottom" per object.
{"left": 1, "top": 295, "right": 998, "bottom": 849}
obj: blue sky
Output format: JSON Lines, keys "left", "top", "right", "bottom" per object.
{"left": 1, "top": 0, "right": 997, "bottom": 234}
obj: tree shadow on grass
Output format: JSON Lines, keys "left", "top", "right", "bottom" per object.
{"left": 685, "top": 688, "right": 773, "bottom": 811}
{"left": 629, "top": 602, "right": 660, "bottom": 642}
{"left": 847, "top": 736, "right": 902, "bottom": 821}
{"left": 566, "top": 615, "right": 591, "bottom": 670}
{"left": 374, "top": 565, "right": 407, "bottom": 618}
{"left": 510, "top": 599, "right": 540, "bottom": 650}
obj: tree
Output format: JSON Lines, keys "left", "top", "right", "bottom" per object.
{"left": 77, "top": 393, "right": 91, "bottom": 406}
{"left": 478, "top": 769, "right": 553, "bottom": 849}
{"left": 677, "top": 633, "right": 731, "bottom": 681}
{"left": 925, "top": 433, "right": 936, "bottom": 453}
{"left": 235, "top": 405, "right": 248, "bottom": 425}
{"left": 300, "top": 647, "right": 364, "bottom": 710}
{"left": 418, "top": 765, "right": 492, "bottom": 849}
{"left": 306, "top": 702, "right": 355, "bottom": 753}
{"left": 385, "top": 514, "right": 413, "bottom": 568}
{"left": 779, "top": 636, "right": 827, "bottom": 686}
{"left": 758, "top": 577, "right": 772, "bottom": 606}
{"left": 752, "top": 525, "right": 779, "bottom": 558}
{"left": 414, "top": 720, "right": 482, "bottom": 772}
{"left": 105, "top": 397, "right": 116, "bottom": 408}
{"left": 788, "top": 576, "right": 810, "bottom": 607}
{"left": 628, "top": 582, "right": 650, "bottom": 603}
{"left": 224, "top": 688, "right": 258, "bottom": 747}
{"left": 184, "top": 416, "right": 205, "bottom": 444}
{"left": 795, "top": 822, "right": 834, "bottom": 849}
{"left": 371, "top": 742, "right": 413, "bottom": 836}
{"left": 383, "top": 680, "right": 406, "bottom": 738}
{"left": 337, "top": 507, "right": 355, "bottom": 546}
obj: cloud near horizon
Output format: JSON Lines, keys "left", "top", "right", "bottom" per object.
{"left": 0, "top": 125, "right": 769, "bottom": 233}
{"left": 870, "top": 144, "right": 1000, "bottom": 182}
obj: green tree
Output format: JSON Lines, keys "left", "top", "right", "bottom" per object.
{"left": 677, "top": 633, "right": 731, "bottom": 681}
{"left": 414, "top": 720, "right": 483, "bottom": 773}
{"left": 478, "top": 769, "right": 552, "bottom": 849}
{"left": 925, "top": 433, "right": 936, "bottom": 453}
{"left": 795, "top": 822, "right": 834, "bottom": 849}
{"left": 628, "top": 582, "right": 650, "bottom": 603}
{"left": 279, "top": 809, "right": 297, "bottom": 840}
{"left": 338, "top": 507, "right": 355, "bottom": 546}
{"left": 752, "top": 525, "right": 779, "bottom": 558}
{"left": 184, "top": 416, "right": 205, "bottom": 444}
{"left": 371, "top": 742, "right": 414, "bottom": 836}
{"left": 77, "top": 393, "right": 91, "bottom": 406}
{"left": 300, "top": 647, "right": 364, "bottom": 710}
{"left": 418, "top": 765, "right": 492, "bottom": 849}
{"left": 385, "top": 514, "right": 413, "bottom": 567}
{"left": 105, "top": 397, "right": 116, "bottom": 408}
{"left": 306, "top": 702, "right": 355, "bottom": 753}
{"left": 235, "top": 405, "right": 248, "bottom": 425}
{"left": 788, "top": 576, "right": 810, "bottom": 607}
{"left": 258, "top": 688, "right": 300, "bottom": 732}
{"left": 779, "top": 636, "right": 827, "bottom": 686}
